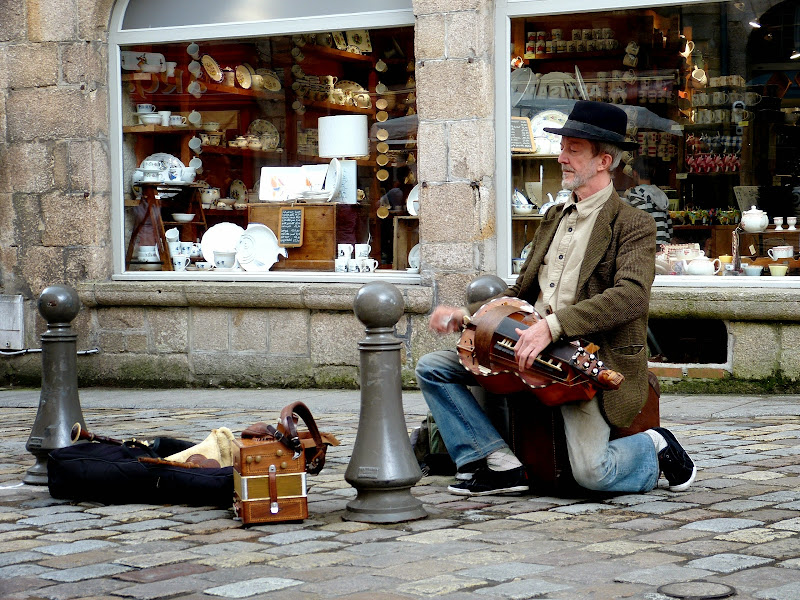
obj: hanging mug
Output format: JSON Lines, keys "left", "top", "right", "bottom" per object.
{"left": 623, "top": 53, "right": 638, "bottom": 68}
{"left": 690, "top": 66, "right": 707, "bottom": 89}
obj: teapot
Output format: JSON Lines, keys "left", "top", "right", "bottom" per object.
{"left": 741, "top": 205, "right": 768, "bottom": 233}
{"left": 684, "top": 255, "right": 721, "bottom": 276}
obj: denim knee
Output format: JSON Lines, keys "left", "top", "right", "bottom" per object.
{"left": 570, "top": 458, "right": 613, "bottom": 491}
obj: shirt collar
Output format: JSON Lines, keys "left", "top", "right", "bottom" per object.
{"left": 562, "top": 181, "right": 614, "bottom": 217}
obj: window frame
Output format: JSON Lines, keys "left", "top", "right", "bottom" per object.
{"left": 108, "top": 0, "right": 416, "bottom": 283}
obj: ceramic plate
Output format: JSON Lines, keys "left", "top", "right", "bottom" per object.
{"left": 408, "top": 244, "right": 420, "bottom": 269}
{"left": 332, "top": 31, "right": 347, "bottom": 50}
{"left": 323, "top": 158, "right": 342, "bottom": 201}
{"left": 346, "top": 29, "right": 372, "bottom": 52}
{"left": 335, "top": 80, "right": 365, "bottom": 93}
{"left": 201, "top": 54, "right": 223, "bottom": 82}
{"left": 236, "top": 223, "right": 287, "bottom": 272}
{"left": 143, "top": 153, "right": 184, "bottom": 170}
{"left": 407, "top": 184, "right": 420, "bottom": 216}
{"left": 229, "top": 179, "right": 247, "bottom": 202}
{"left": 201, "top": 222, "right": 245, "bottom": 267}
{"left": 511, "top": 67, "right": 534, "bottom": 107}
{"left": 235, "top": 65, "right": 252, "bottom": 89}
{"left": 261, "top": 71, "right": 281, "bottom": 92}
{"left": 121, "top": 50, "right": 144, "bottom": 71}
{"left": 247, "top": 119, "right": 279, "bottom": 149}
{"left": 575, "top": 66, "right": 588, "bottom": 101}
{"left": 530, "top": 109, "right": 569, "bottom": 154}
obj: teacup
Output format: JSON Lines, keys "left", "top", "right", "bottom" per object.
{"left": 359, "top": 258, "right": 379, "bottom": 273}
{"left": 200, "top": 187, "right": 220, "bottom": 202}
{"left": 769, "top": 264, "right": 789, "bottom": 277}
{"left": 137, "top": 103, "right": 156, "bottom": 114}
{"left": 141, "top": 159, "right": 163, "bottom": 171}
{"left": 214, "top": 250, "right": 237, "bottom": 269}
{"left": 171, "top": 254, "right": 190, "bottom": 272}
{"left": 169, "top": 115, "right": 187, "bottom": 127}
{"left": 195, "top": 261, "right": 211, "bottom": 271}
{"left": 137, "top": 245, "right": 159, "bottom": 262}
{"left": 768, "top": 245, "right": 793, "bottom": 260}
{"left": 180, "top": 167, "right": 196, "bottom": 183}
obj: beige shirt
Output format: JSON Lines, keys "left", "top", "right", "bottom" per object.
{"left": 536, "top": 182, "right": 615, "bottom": 340}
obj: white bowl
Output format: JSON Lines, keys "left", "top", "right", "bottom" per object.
{"left": 202, "top": 122, "right": 220, "bottom": 132}
{"left": 216, "top": 197, "right": 236, "bottom": 206}
{"left": 171, "top": 213, "right": 195, "bottom": 223}
{"left": 513, "top": 204, "right": 535, "bottom": 215}
{"left": 138, "top": 113, "right": 162, "bottom": 125}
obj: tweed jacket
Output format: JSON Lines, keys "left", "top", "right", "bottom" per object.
{"left": 475, "top": 191, "right": 656, "bottom": 428}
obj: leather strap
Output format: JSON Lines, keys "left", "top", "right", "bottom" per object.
{"left": 280, "top": 401, "right": 328, "bottom": 474}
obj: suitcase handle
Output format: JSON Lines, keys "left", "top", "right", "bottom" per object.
{"left": 280, "top": 401, "right": 328, "bottom": 475}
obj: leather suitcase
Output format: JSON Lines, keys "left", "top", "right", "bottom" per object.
{"left": 232, "top": 437, "right": 309, "bottom": 524}
{"left": 487, "top": 371, "right": 661, "bottom": 494}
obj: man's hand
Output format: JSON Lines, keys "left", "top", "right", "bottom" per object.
{"left": 429, "top": 306, "right": 468, "bottom": 334}
{"left": 514, "top": 319, "right": 552, "bottom": 371}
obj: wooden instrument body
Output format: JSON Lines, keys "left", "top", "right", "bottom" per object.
{"left": 456, "top": 297, "right": 623, "bottom": 406}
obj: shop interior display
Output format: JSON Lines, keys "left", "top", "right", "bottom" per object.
{"left": 509, "top": 1, "right": 800, "bottom": 276}
{"left": 121, "top": 27, "right": 417, "bottom": 272}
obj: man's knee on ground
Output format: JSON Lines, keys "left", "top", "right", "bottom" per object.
{"left": 570, "top": 459, "right": 613, "bottom": 491}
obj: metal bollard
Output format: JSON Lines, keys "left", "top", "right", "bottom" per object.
{"left": 23, "top": 285, "right": 86, "bottom": 485}
{"left": 344, "top": 282, "right": 427, "bottom": 523}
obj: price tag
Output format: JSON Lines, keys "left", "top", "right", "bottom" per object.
{"left": 676, "top": 173, "right": 688, "bottom": 180}
{"left": 671, "top": 124, "right": 684, "bottom": 132}
{"left": 749, "top": 244, "right": 756, "bottom": 256}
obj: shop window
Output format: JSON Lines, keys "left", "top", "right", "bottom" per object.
{"left": 506, "top": 1, "right": 800, "bottom": 280}
{"left": 112, "top": 2, "right": 416, "bottom": 277}
{"left": 649, "top": 318, "right": 728, "bottom": 363}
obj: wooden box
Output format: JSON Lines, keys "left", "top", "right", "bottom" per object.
{"left": 232, "top": 437, "right": 308, "bottom": 524}
{"left": 248, "top": 203, "right": 367, "bottom": 271}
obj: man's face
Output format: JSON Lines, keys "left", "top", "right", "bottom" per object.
{"left": 558, "top": 137, "right": 606, "bottom": 191}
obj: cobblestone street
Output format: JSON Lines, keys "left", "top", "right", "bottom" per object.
{"left": 2, "top": 388, "right": 800, "bottom": 599}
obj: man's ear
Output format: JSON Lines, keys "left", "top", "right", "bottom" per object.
{"left": 598, "top": 152, "right": 614, "bottom": 172}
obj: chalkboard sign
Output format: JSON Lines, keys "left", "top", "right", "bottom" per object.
{"left": 279, "top": 207, "right": 304, "bottom": 247}
{"left": 510, "top": 116, "right": 535, "bottom": 153}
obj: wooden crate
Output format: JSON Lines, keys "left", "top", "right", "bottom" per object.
{"left": 249, "top": 203, "right": 368, "bottom": 270}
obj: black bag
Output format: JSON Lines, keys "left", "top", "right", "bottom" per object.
{"left": 410, "top": 413, "right": 456, "bottom": 476}
{"left": 48, "top": 442, "right": 233, "bottom": 507}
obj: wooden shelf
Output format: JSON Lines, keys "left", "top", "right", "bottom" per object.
{"left": 512, "top": 153, "right": 560, "bottom": 159}
{"left": 121, "top": 72, "right": 284, "bottom": 101}
{"left": 199, "top": 145, "right": 287, "bottom": 160}
{"left": 123, "top": 125, "right": 199, "bottom": 134}
{"left": 303, "top": 99, "right": 376, "bottom": 116}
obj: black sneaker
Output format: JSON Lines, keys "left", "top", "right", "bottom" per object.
{"left": 447, "top": 466, "right": 529, "bottom": 496}
{"left": 455, "top": 459, "right": 486, "bottom": 482}
{"left": 654, "top": 427, "right": 697, "bottom": 492}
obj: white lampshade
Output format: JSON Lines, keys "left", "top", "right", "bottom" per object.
{"left": 318, "top": 115, "right": 369, "bottom": 158}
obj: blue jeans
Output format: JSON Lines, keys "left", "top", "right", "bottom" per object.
{"left": 415, "top": 350, "right": 659, "bottom": 493}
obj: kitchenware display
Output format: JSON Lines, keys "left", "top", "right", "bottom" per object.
{"left": 408, "top": 243, "right": 420, "bottom": 269}
{"left": 235, "top": 223, "right": 288, "bottom": 272}
{"left": 229, "top": 180, "right": 247, "bottom": 202}
{"left": 201, "top": 54, "right": 223, "bottom": 82}
{"left": 247, "top": 119, "right": 279, "bottom": 149}
{"left": 407, "top": 184, "right": 420, "bottom": 216}
{"left": 201, "top": 222, "right": 245, "bottom": 267}
{"left": 511, "top": 67, "right": 534, "bottom": 107}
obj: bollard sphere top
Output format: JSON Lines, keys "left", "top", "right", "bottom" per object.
{"left": 354, "top": 282, "right": 404, "bottom": 328}
{"left": 38, "top": 285, "right": 81, "bottom": 324}
{"left": 466, "top": 275, "right": 507, "bottom": 306}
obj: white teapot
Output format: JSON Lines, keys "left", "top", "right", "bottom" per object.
{"left": 741, "top": 205, "right": 768, "bottom": 233}
{"left": 685, "top": 255, "right": 721, "bottom": 276}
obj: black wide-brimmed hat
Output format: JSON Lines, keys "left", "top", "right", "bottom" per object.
{"left": 542, "top": 101, "right": 638, "bottom": 150}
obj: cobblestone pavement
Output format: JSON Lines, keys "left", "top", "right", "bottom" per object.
{"left": 2, "top": 388, "right": 800, "bottom": 600}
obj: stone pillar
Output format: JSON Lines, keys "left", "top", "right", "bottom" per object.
{"left": 24, "top": 285, "right": 86, "bottom": 485}
{"left": 344, "top": 282, "right": 427, "bottom": 522}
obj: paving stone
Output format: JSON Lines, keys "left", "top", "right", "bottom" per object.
{"left": 398, "top": 529, "right": 481, "bottom": 544}
{"left": 258, "top": 540, "right": 346, "bottom": 556}
{"left": 110, "top": 519, "right": 183, "bottom": 533}
{"left": 113, "top": 551, "right": 196, "bottom": 569}
{"left": 332, "top": 528, "right": 403, "bottom": 544}
{"left": 188, "top": 541, "right": 267, "bottom": 556}
{"left": 34, "top": 539, "right": 119, "bottom": 556}
{"left": 0, "top": 551, "right": 41, "bottom": 566}
{"left": 256, "top": 530, "right": 337, "bottom": 545}
{"left": 747, "top": 537, "right": 800, "bottom": 559}
{"left": 681, "top": 517, "right": 764, "bottom": 532}
{"left": 195, "top": 552, "right": 276, "bottom": 568}
{"left": 170, "top": 510, "right": 232, "bottom": 524}
{"left": 614, "top": 564, "right": 715, "bottom": 585}
{"left": 39, "top": 562, "right": 132, "bottom": 583}
{"left": 204, "top": 576, "right": 303, "bottom": 598}
{"left": 395, "top": 574, "right": 485, "bottom": 596}
{"left": 0, "top": 563, "right": 54, "bottom": 578}
{"left": 474, "top": 578, "right": 572, "bottom": 598}
{"left": 627, "top": 501, "right": 699, "bottom": 515}
{"left": 17, "top": 513, "right": 100, "bottom": 527}
{"left": 755, "top": 581, "right": 800, "bottom": 600}
{"left": 715, "top": 527, "right": 796, "bottom": 544}
{"left": 110, "top": 573, "right": 218, "bottom": 600}
{"left": 455, "top": 562, "right": 552, "bottom": 581}
{"left": 27, "top": 575, "right": 129, "bottom": 600}
{"left": 687, "top": 552, "right": 774, "bottom": 573}
{"left": 113, "top": 562, "right": 215, "bottom": 584}
{"left": 106, "top": 530, "right": 186, "bottom": 544}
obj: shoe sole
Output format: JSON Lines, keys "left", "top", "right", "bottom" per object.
{"left": 667, "top": 464, "right": 697, "bottom": 492}
{"left": 447, "top": 484, "right": 529, "bottom": 496}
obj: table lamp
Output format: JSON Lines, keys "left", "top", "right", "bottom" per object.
{"left": 318, "top": 115, "right": 369, "bottom": 204}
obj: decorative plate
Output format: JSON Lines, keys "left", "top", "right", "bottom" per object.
{"left": 335, "top": 80, "right": 365, "bottom": 92}
{"left": 408, "top": 244, "right": 420, "bottom": 269}
{"left": 520, "top": 241, "right": 534, "bottom": 261}
{"left": 229, "top": 180, "right": 247, "bottom": 202}
{"left": 261, "top": 71, "right": 281, "bottom": 92}
{"left": 332, "top": 31, "right": 347, "bottom": 50}
{"left": 201, "top": 222, "right": 245, "bottom": 266}
{"left": 345, "top": 45, "right": 363, "bottom": 55}
{"left": 407, "top": 184, "right": 420, "bottom": 216}
{"left": 236, "top": 223, "right": 287, "bottom": 272}
{"left": 511, "top": 67, "right": 534, "bottom": 108}
{"left": 201, "top": 54, "right": 223, "bottom": 82}
{"left": 143, "top": 153, "right": 184, "bottom": 170}
{"left": 323, "top": 158, "right": 342, "bottom": 201}
{"left": 346, "top": 29, "right": 372, "bottom": 52}
{"left": 530, "top": 109, "right": 569, "bottom": 154}
{"left": 247, "top": 119, "right": 279, "bottom": 149}
{"left": 235, "top": 65, "right": 252, "bottom": 89}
